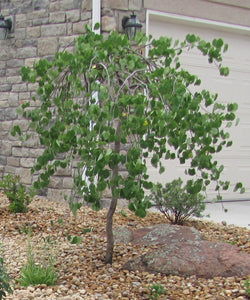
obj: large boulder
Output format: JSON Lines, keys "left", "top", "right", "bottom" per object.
{"left": 114, "top": 224, "right": 250, "bottom": 278}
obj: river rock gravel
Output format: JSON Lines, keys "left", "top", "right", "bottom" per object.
{"left": 0, "top": 193, "right": 249, "bottom": 299}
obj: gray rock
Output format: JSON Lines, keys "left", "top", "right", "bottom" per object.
{"left": 116, "top": 224, "right": 250, "bottom": 278}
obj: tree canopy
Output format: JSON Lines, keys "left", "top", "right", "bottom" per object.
{"left": 12, "top": 26, "right": 243, "bottom": 263}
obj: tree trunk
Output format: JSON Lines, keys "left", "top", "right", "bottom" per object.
{"left": 105, "top": 121, "right": 121, "bottom": 264}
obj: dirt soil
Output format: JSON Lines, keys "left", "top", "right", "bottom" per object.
{"left": 0, "top": 193, "right": 249, "bottom": 300}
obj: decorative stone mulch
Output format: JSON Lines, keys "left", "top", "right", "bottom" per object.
{"left": 0, "top": 194, "right": 249, "bottom": 299}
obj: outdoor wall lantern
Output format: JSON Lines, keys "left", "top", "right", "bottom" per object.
{"left": 0, "top": 15, "right": 12, "bottom": 40}
{"left": 122, "top": 13, "right": 142, "bottom": 40}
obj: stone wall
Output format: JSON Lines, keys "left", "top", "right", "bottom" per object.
{"left": 0, "top": 0, "right": 93, "bottom": 201}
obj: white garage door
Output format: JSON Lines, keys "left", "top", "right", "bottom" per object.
{"left": 147, "top": 12, "right": 250, "bottom": 201}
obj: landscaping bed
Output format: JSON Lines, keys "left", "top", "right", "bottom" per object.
{"left": 0, "top": 193, "right": 249, "bottom": 299}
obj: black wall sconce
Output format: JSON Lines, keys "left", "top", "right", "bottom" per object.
{"left": 0, "top": 15, "right": 12, "bottom": 40}
{"left": 122, "top": 13, "right": 142, "bottom": 40}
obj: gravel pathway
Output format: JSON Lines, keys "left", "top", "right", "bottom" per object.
{"left": 0, "top": 194, "right": 249, "bottom": 299}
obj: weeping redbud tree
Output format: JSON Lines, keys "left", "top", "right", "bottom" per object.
{"left": 13, "top": 25, "right": 243, "bottom": 264}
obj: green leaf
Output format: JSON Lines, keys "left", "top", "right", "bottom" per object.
{"left": 135, "top": 208, "right": 147, "bottom": 218}
{"left": 94, "top": 23, "right": 100, "bottom": 30}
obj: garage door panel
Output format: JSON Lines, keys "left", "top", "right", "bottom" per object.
{"left": 148, "top": 15, "right": 250, "bottom": 200}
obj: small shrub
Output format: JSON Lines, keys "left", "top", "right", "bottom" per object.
{"left": 148, "top": 283, "right": 166, "bottom": 300}
{"left": 0, "top": 245, "right": 13, "bottom": 299}
{"left": 0, "top": 174, "right": 33, "bottom": 213}
{"left": 149, "top": 178, "right": 206, "bottom": 225}
{"left": 19, "top": 236, "right": 58, "bottom": 287}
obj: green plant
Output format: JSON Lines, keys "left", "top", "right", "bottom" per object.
{"left": 82, "top": 227, "right": 93, "bottom": 234}
{"left": 57, "top": 218, "right": 64, "bottom": 226}
{"left": 148, "top": 283, "right": 166, "bottom": 300}
{"left": 121, "top": 210, "right": 127, "bottom": 217}
{"left": 0, "top": 245, "right": 13, "bottom": 299}
{"left": 244, "top": 279, "right": 250, "bottom": 298}
{"left": 13, "top": 26, "right": 242, "bottom": 263}
{"left": 19, "top": 235, "right": 58, "bottom": 287}
{"left": 17, "top": 223, "right": 33, "bottom": 235}
{"left": 66, "top": 234, "right": 82, "bottom": 244}
{"left": 69, "top": 201, "right": 82, "bottom": 217}
{"left": 0, "top": 174, "right": 33, "bottom": 213}
{"left": 149, "top": 178, "right": 206, "bottom": 225}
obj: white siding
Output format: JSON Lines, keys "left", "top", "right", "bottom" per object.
{"left": 147, "top": 13, "right": 250, "bottom": 201}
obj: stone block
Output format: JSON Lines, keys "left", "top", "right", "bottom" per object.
{"left": 63, "top": 177, "right": 74, "bottom": 189}
{"left": 23, "top": 134, "right": 40, "bottom": 148}
{"left": 49, "top": 11, "right": 66, "bottom": 23}
{"left": 55, "top": 167, "right": 72, "bottom": 177}
{"left": 20, "top": 158, "right": 36, "bottom": 168}
{"left": 0, "top": 100, "right": 8, "bottom": 108}
{"left": 16, "top": 47, "right": 37, "bottom": 59}
{"left": 5, "top": 108, "right": 17, "bottom": 120}
{"left": 59, "top": 36, "right": 76, "bottom": 49}
{"left": 14, "top": 28, "right": 26, "bottom": 39}
{"left": 0, "top": 47, "right": 13, "bottom": 60}
{"left": 27, "top": 26, "right": 41, "bottom": 38}
{"left": 73, "top": 21, "right": 89, "bottom": 34}
{"left": 0, "top": 92, "right": 9, "bottom": 101}
{"left": 4, "top": 166, "right": 16, "bottom": 174}
{"left": 16, "top": 168, "right": 32, "bottom": 184}
{"left": 32, "top": 17, "right": 49, "bottom": 26}
{"left": 7, "top": 157, "right": 20, "bottom": 167}
{"left": 25, "top": 58, "right": 40, "bottom": 67}
{"left": 0, "top": 120, "right": 13, "bottom": 131}
{"left": 60, "top": 0, "right": 81, "bottom": 10}
{"left": 34, "top": 0, "right": 50, "bottom": 10}
{"left": 66, "top": 10, "right": 81, "bottom": 22}
{"left": 29, "top": 148, "right": 44, "bottom": 158}
{"left": 28, "top": 9, "right": 49, "bottom": 19}
{"left": 0, "top": 142, "right": 11, "bottom": 155}
{"left": 11, "top": 83, "right": 28, "bottom": 92}
{"left": 102, "top": 0, "right": 129, "bottom": 10}
{"left": 6, "top": 68, "right": 20, "bottom": 77}
{"left": 38, "top": 37, "right": 58, "bottom": 56}
{"left": 0, "top": 85, "right": 12, "bottom": 92}
{"left": 49, "top": 1, "right": 60, "bottom": 12}
{"left": 24, "top": 39, "right": 38, "bottom": 48}
{"left": 27, "top": 83, "right": 39, "bottom": 92}
{"left": 18, "top": 92, "right": 31, "bottom": 100}
{"left": 41, "top": 24, "right": 67, "bottom": 36}
{"left": 0, "top": 111, "right": 5, "bottom": 121}
{"left": 81, "top": 11, "right": 91, "bottom": 21}
{"left": 6, "top": 59, "right": 24, "bottom": 68}
{"left": 82, "top": 0, "right": 92, "bottom": 11}
{"left": 102, "top": 15, "right": 117, "bottom": 31}
{"left": 129, "top": 0, "right": 143, "bottom": 10}
{"left": 0, "top": 77, "right": 7, "bottom": 84}
{"left": 12, "top": 147, "right": 29, "bottom": 158}
{"left": 8, "top": 93, "right": 19, "bottom": 107}
{"left": 49, "top": 177, "right": 63, "bottom": 188}
{"left": 15, "top": 13, "right": 27, "bottom": 25}
{"left": 7, "top": 76, "right": 22, "bottom": 85}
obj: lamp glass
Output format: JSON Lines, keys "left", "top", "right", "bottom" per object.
{"left": 123, "top": 14, "right": 142, "bottom": 40}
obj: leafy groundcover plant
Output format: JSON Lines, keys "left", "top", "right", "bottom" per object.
{"left": 149, "top": 178, "right": 206, "bottom": 225}
{"left": 19, "top": 236, "right": 58, "bottom": 287}
{"left": 0, "top": 174, "right": 33, "bottom": 213}
{"left": 0, "top": 245, "right": 13, "bottom": 299}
